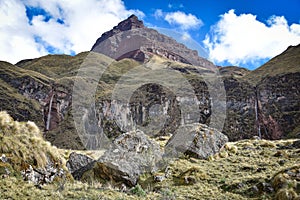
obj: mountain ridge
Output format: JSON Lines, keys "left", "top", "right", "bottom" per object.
{"left": 0, "top": 16, "right": 299, "bottom": 150}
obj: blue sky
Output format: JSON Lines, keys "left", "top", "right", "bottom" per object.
{"left": 126, "top": 0, "right": 300, "bottom": 39}
{"left": 125, "top": 0, "right": 300, "bottom": 69}
{"left": 0, "top": 0, "right": 299, "bottom": 69}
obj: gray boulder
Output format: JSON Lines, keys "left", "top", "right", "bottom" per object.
{"left": 95, "top": 130, "right": 162, "bottom": 186}
{"left": 165, "top": 123, "right": 228, "bottom": 159}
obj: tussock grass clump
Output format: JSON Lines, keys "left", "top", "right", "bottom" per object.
{"left": 207, "top": 143, "right": 238, "bottom": 161}
{"left": 0, "top": 111, "right": 64, "bottom": 170}
{"left": 259, "top": 140, "right": 277, "bottom": 148}
{"left": 274, "top": 188, "right": 298, "bottom": 200}
{"left": 271, "top": 165, "right": 300, "bottom": 199}
{"left": 176, "top": 166, "right": 208, "bottom": 185}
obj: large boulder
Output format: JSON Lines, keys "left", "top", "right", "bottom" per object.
{"left": 165, "top": 123, "right": 228, "bottom": 159}
{"left": 94, "top": 130, "right": 162, "bottom": 186}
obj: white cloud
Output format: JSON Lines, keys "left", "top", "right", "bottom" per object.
{"left": 0, "top": 0, "right": 144, "bottom": 63}
{"left": 0, "top": 0, "right": 48, "bottom": 63}
{"left": 165, "top": 11, "right": 203, "bottom": 30}
{"left": 204, "top": 9, "right": 300, "bottom": 67}
{"left": 154, "top": 9, "right": 163, "bottom": 19}
{"left": 154, "top": 10, "right": 203, "bottom": 30}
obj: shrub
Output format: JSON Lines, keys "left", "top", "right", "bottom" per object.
{"left": 130, "top": 184, "right": 146, "bottom": 197}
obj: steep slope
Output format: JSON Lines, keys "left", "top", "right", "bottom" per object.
{"left": 0, "top": 61, "right": 51, "bottom": 127}
{"left": 16, "top": 52, "right": 89, "bottom": 79}
{"left": 244, "top": 44, "right": 300, "bottom": 85}
{"left": 252, "top": 45, "right": 300, "bottom": 139}
{"left": 221, "top": 44, "right": 300, "bottom": 140}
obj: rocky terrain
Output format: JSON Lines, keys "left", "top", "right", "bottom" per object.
{"left": 0, "top": 15, "right": 299, "bottom": 199}
{"left": 1, "top": 111, "right": 299, "bottom": 199}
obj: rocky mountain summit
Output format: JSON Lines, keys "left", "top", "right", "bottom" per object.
{"left": 91, "top": 15, "right": 145, "bottom": 50}
{"left": 91, "top": 15, "right": 213, "bottom": 69}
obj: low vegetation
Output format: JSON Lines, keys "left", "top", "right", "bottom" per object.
{"left": 0, "top": 111, "right": 299, "bottom": 199}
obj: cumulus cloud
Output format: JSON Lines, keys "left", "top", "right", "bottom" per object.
{"left": 204, "top": 9, "right": 300, "bottom": 67}
{"left": 0, "top": 0, "right": 144, "bottom": 63}
{"left": 165, "top": 11, "right": 203, "bottom": 30}
{"left": 154, "top": 9, "right": 203, "bottom": 30}
{"left": 0, "top": 0, "right": 47, "bottom": 63}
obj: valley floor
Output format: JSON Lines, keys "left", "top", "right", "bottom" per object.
{"left": 1, "top": 138, "right": 299, "bottom": 200}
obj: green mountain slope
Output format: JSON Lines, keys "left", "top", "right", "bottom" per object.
{"left": 244, "top": 44, "right": 300, "bottom": 85}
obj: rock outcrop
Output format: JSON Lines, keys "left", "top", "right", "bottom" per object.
{"left": 256, "top": 73, "right": 300, "bottom": 139}
{"left": 91, "top": 15, "right": 144, "bottom": 51}
{"left": 222, "top": 77, "right": 257, "bottom": 140}
{"left": 66, "top": 152, "right": 95, "bottom": 180}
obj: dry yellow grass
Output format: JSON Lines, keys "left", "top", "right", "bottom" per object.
{"left": 0, "top": 111, "right": 64, "bottom": 170}
{"left": 0, "top": 111, "right": 299, "bottom": 199}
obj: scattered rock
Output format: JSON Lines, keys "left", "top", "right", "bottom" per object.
{"left": 0, "top": 154, "right": 8, "bottom": 163}
{"left": 279, "top": 160, "right": 287, "bottom": 166}
{"left": 21, "top": 161, "right": 65, "bottom": 187}
{"left": 0, "top": 160, "right": 11, "bottom": 179}
{"left": 256, "top": 182, "right": 274, "bottom": 193}
{"left": 154, "top": 175, "right": 165, "bottom": 182}
{"left": 252, "top": 136, "right": 261, "bottom": 140}
{"left": 251, "top": 185, "right": 259, "bottom": 194}
{"left": 274, "top": 150, "right": 288, "bottom": 158}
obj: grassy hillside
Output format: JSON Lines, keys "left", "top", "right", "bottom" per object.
{"left": 0, "top": 61, "right": 49, "bottom": 126}
{"left": 219, "top": 66, "right": 250, "bottom": 78}
{"left": 16, "top": 52, "right": 89, "bottom": 79}
{"left": 244, "top": 44, "right": 300, "bottom": 85}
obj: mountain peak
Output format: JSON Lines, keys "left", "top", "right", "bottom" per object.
{"left": 117, "top": 14, "right": 144, "bottom": 31}
{"left": 91, "top": 15, "right": 144, "bottom": 50}
{"left": 91, "top": 15, "right": 214, "bottom": 69}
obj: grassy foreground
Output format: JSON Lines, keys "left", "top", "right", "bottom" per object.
{"left": 0, "top": 111, "right": 299, "bottom": 199}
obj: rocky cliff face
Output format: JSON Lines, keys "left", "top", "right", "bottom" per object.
{"left": 222, "top": 77, "right": 257, "bottom": 140}
{"left": 256, "top": 72, "right": 300, "bottom": 139}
